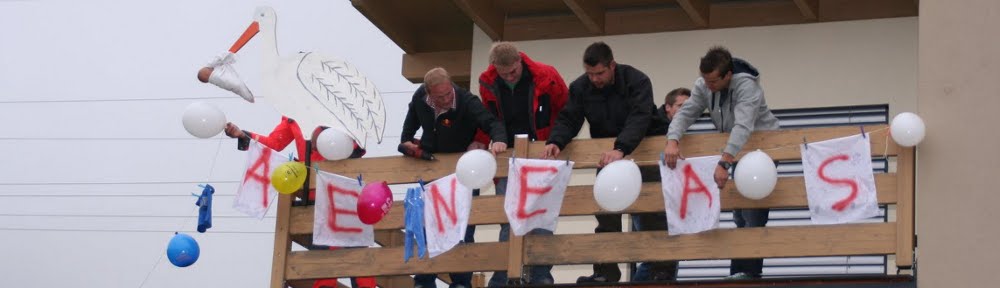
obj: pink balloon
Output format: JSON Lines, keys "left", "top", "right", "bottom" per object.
{"left": 357, "top": 181, "right": 393, "bottom": 224}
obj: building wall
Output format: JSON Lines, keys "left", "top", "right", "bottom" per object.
{"left": 917, "top": 1, "right": 1000, "bottom": 286}
{"left": 469, "top": 17, "right": 918, "bottom": 283}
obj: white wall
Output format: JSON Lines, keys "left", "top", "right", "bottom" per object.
{"left": 469, "top": 17, "right": 917, "bottom": 283}
{"left": 917, "top": 1, "right": 1000, "bottom": 286}
{"left": 0, "top": 1, "right": 417, "bottom": 287}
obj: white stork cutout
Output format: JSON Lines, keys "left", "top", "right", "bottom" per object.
{"left": 227, "top": 6, "right": 386, "bottom": 147}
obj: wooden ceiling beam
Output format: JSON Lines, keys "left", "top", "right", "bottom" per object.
{"left": 794, "top": 0, "right": 820, "bottom": 20}
{"left": 350, "top": 0, "right": 418, "bottom": 53}
{"left": 451, "top": 0, "right": 506, "bottom": 40}
{"left": 563, "top": 0, "right": 606, "bottom": 34}
{"left": 401, "top": 50, "right": 472, "bottom": 84}
{"left": 676, "top": 0, "right": 710, "bottom": 27}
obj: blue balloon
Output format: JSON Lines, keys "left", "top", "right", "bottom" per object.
{"left": 167, "top": 233, "right": 200, "bottom": 267}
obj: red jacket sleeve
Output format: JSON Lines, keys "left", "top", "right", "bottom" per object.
{"left": 249, "top": 116, "right": 297, "bottom": 152}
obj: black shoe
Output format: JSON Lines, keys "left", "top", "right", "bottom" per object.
{"left": 576, "top": 274, "right": 611, "bottom": 284}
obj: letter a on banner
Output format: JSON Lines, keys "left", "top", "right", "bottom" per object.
{"left": 659, "top": 155, "right": 722, "bottom": 235}
{"left": 801, "top": 134, "right": 879, "bottom": 224}
{"left": 233, "top": 142, "right": 286, "bottom": 219}
{"left": 313, "top": 170, "right": 374, "bottom": 247}
{"left": 422, "top": 174, "right": 472, "bottom": 258}
{"left": 505, "top": 158, "right": 574, "bottom": 236}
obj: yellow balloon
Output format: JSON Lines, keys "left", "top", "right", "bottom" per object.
{"left": 271, "top": 162, "right": 308, "bottom": 195}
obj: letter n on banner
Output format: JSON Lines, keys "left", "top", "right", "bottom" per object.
{"left": 233, "top": 142, "right": 286, "bottom": 219}
{"left": 422, "top": 174, "right": 472, "bottom": 258}
{"left": 505, "top": 158, "right": 574, "bottom": 236}
{"left": 313, "top": 170, "right": 374, "bottom": 247}
{"left": 801, "top": 134, "right": 879, "bottom": 224}
{"left": 660, "top": 155, "right": 722, "bottom": 235}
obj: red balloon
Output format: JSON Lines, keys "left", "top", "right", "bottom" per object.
{"left": 358, "top": 181, "right": 393, "bottom": 224}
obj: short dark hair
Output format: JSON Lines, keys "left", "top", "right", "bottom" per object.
{"left": 583, "top": 42, "right": 614, "bottom": 67}
{"left": 699, "top": 46, "right": 733, "bottom": 75}
{"left": 665, "top": 88, "right": 691, "bottom": 106}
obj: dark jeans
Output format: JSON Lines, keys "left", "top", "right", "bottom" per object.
{"left": 730, "top": 208, "right": 769, "bottom": 277}
{"left": 630, "top": 213, "right": 679, "bottom": 282}
{"left": 488, "top": 178, "right": 555, "bottom": 286}
{"left": 414, "top": 189, "right": 480, "bottom": 288}
{"left": 589, "top": 165, "right": 678, "bottom": 282}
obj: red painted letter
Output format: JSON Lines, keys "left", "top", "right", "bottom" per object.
{"left": 326, "top": 183, "right": 363, "bottom": 233}
{"left": 680, "top": 164, "right": 713, "bottom": 220}
{"left": 517, "top": 165, "right": 558, "bottom": 219}
{"left": 817, "top": 154, "right": 859, "bottom": 212}
{"left": 429, "top": 178, "right": 459, "bottom": 233}
{"left": 243, "top": 148, "right": 273, "bottom": 207}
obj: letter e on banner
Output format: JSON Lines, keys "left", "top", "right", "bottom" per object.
{"left": 504, "top": 158, "right": 574, "bottom": 236}
{"left": 313, "top": 171, "right": 373, "bottom": 247}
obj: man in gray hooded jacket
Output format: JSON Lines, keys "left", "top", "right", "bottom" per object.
{"left": 662, "top": 46, "right": 779, "bottom": 279}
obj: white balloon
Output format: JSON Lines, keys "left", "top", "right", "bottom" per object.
{"left": 316, "top": 128, "right": 355, "bottom": 160}
{"left": 593, "top": 160, "right": 642, "bottom": 212}
{"left": 734, "top": 150, "right": 778, "bottom": 200}
{"left": 456, "top": 150, "right": 497, "bottom": 189}
{"left": 890, "top": 112, "right": 925, "bottom": 147}
{"left": 181, "top": 102, "right": 226, "bottom": 138}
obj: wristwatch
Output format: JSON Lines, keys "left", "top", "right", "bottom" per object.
{"left": 717, "top": 160, "right": 734, "bottom": 171}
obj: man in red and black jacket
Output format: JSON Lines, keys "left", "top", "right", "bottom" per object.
{"left": 224, "top": 117, "right": 376, "bottom": 288}
{"left": 474, "top": 44, "right": 567, "bottom": 147}
{"left": 474, "top": 42, "right": 568, "bottom": 286}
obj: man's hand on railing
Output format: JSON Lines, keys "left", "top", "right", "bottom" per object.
{"left": 663, "top": 139, "right": 682, "bottom": 169}
{"left": 541, "top": 143, "right": 561, "bottom": 159}
{"left": 598, "top": 149, "right": 624, "bottom": 167}
{"left": 398, "top": 141, "right": 435, "bottom": 161}
{"left": 489, "top": 142, "right": 507, "bottom": 155}
{"left": 467, "top": 141, "right": 487, "bottom": 151}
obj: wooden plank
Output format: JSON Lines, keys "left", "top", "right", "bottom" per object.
{"left": 605, "top": 6, "right": 699, "bottom": 35}
{"left": 818, "top": 0, "right": 918, "bottom": 21}
{"left": 402, "top": 50, "right": 472, "bottom": 84}
{"left": 524, "top": 223, "right": 897, "bottom": 265}
{"left": 527, "top": 125, "right": 896, "bottom": 169}
{"left": 287, "top": 280, "right": 349, "bottom": 288}
{"left": 270, "top": 194, "right": 294, "bottom": 288}
{"left": 794, "top": 0, "right": 820, "bottom": 20}
{"left": 710, "top": 0, "right": 804, "bottom": 29}
{"left": 506, "top": 136, "right": 530, "bottom": 282}
{"left": 311, "top": 148, "right": 514, "bottom": 187}
{"left": 563, "top": 0, "right": 606, "bottom": 33}
{"left": 285, "top": 243, "right": 508, "bottom": 279}
{"left": 676, "top": 0, "right": 710, "bottom": 27}
{"left": 290, "top": 173, "right": 898, "bottom": 234}
{"left": 451, "top": 0, "right": 505, "bottom": 40}
{"left": 505, "top": 14, "right": 595, "bottom": 41}
{"left": 895, "top": 147, "right": 915, "bottom": 268}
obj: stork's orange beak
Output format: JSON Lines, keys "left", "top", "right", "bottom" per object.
{"left": 229, "top": 21, "right": 260, "bottom": 53}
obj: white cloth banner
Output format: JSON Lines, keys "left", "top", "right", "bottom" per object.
{"left": 422, "top": 174, "right": 473, "bottom": 258}
{"left": 660, "top": 155, "right": 722, "bottom": 235}
{"left": 505, "top": 158, "right": 574, "bottom": 236}
{"left": 313, "top": 171, "right": 374, "bottom": 247}
{"left": 233, "top": 142, "right": 286, "bottom": 219}
{"left": 801, "top": 133, "right": 879, "bottom": 224}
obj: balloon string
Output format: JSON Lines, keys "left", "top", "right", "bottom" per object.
{"left": 138, "top": 136, "right": 225, "bottom": 288}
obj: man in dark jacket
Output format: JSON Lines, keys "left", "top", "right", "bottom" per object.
{"left": 401, "top": 67, "right": 508, "bottom": 155}
{"left": 475, "top": 42, "right": 568, "bottom": 286}
{"left": 541, "top": 42, "right": 668, "bottom": 284}
{"left": 401, "top": 67, "right": 507, "bottom": 288}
